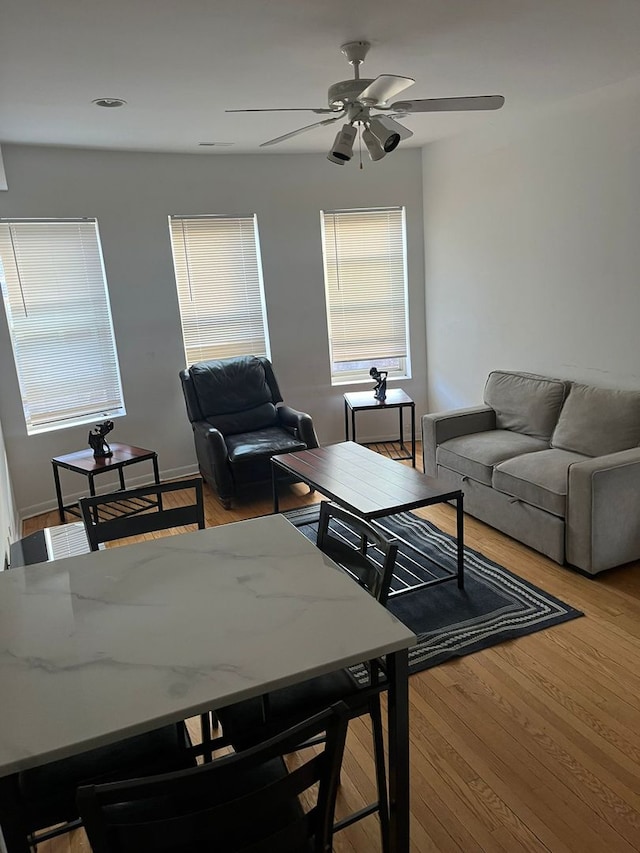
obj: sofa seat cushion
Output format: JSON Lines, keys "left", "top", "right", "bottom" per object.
{"left": 493, "top": 449, "right": 588, "bottom": 517}
{"left": 437, "top": 430, "right": 549, "bottom": 486}
{"left": 551, "top": 383, "right": 640, "bottom": 457}
{"left": 225, "top": 427, "right": 307, "bottom": 463}
{"left": 484, "top": 371, "right": 569, "bottom": 441}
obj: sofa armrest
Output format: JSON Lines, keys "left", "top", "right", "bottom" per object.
{"left": 421, "top": 406, "right": 496, "bottom": 476}
{"left": 278, "top": 405, "right": 319, "bottom": 449}
{"left": 191, "top": 421, "right": 234, "bottom": 500}
{"left": 567, "top": 447, "right": 640, "bottom": 574}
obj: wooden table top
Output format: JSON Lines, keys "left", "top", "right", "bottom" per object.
{"left": 344, "top": 388, "right": 414, "bottom": 410}
{"left": 272, "top": 441, "right": 461, "bottom": 519}
{"left": 51, "top": 443, "right": 156, "bottom": 474}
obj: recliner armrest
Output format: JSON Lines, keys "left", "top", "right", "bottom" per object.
{"left": 567, "top": 447, "right": 640, "bottom": 574}
{"left": 277, "top": 405, "right": 319, "bottom": 449}
{"left": 421, "top": 406, "right": 496, "bottom": 476}
{"left": 191, "top": 421, "right": 234, "bottom": 500}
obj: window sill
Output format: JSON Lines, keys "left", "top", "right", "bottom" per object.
{"left": 330, "top": 375, "right": 410, "bottom": 388}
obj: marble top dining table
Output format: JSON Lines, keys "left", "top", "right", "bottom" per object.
{"left": 0, "top": 514, "right": 415, "bottom": 849}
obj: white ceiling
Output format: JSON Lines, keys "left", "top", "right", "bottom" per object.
{"left": 2, "top": 0, "right": 640, "bottom": 155}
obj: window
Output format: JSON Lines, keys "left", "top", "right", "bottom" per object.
{"left": 169, "top": 214, "right": 270, "bottom": 365}
{"left": 0, "top": 219, "right": 125, "bottom": 435}
{"left": 321, "top": 206, "right": 410, "bottom": 384}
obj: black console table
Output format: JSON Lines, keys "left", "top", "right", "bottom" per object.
{"left": 51, "top": 443, "right": 160, "bottom": 523}
{"left": 343, "top": 389, "right": 416, "bottom": 467}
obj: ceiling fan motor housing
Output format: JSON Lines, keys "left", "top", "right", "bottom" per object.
{"left": 328, "top": 79, "right": 376, "bottom": 110}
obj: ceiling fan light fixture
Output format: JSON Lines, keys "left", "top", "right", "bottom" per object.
{"left": 368, "top": 116, "right": 402, "bottom": 152}
{"left": 362, "top": 127, "right": 386, "bottom": 161}
{"left": 327, "top": 151, "right": 345, "bottom": 165}
{"left": 382, "top": 132, "right": 401, "bottom": 153}
{"left": 330, "top": 124, "right": 357, "bottom": 161}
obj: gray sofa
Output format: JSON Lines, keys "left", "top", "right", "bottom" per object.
{"left": 422, "top": 370, "right": 640, "bottom": 575}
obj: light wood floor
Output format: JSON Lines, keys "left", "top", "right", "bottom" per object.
{"left": 22, "top": 444, "right": 640, "bottom": 852}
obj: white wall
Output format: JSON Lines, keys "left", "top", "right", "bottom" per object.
{"left": 0, "top": 416, "right": 18, "bottom": 568}
{"left": 0, "top": 144, "right": 426, "bottom": 517}
{"left": 422, "top": 77, "right": 640, "bottom": 412}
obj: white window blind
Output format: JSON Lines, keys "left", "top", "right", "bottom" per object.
{"left": 169, "top": 214, "right": 270, "bottom": 365}
{"left": 0, "top": 219, "right": 125, "bottom": 435}
{"left": 321, "top": 206, "right": 410, "bottom": 383}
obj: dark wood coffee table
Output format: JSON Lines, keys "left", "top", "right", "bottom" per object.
{"left": 272, "top": 441, "right": 464, "bottom": 592}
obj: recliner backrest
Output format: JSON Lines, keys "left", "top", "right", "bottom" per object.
{"left": 180, "top": 356, "right": 284, "bottom": 434}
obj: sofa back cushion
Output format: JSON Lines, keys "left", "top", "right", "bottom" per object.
{"left": 551, "top": 383, "right": 640, "bottom": 457}
{"left": 484, "top": 371, "right": 569, "bottom": 442}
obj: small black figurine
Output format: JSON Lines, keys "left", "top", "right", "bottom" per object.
{"left": 88, "top": 419, "right": 114, "bottom": 459}
{"left": 369, "top": 366, "right": 388, "bottom": 401}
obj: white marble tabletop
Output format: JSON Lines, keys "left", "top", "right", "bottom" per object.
{"left": 0, "top": 514, "right": 415, "bottom": 777}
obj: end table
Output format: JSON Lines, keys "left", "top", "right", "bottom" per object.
{"left": 51, "top": 443, "right": 160, "bottom": 523}
{"left": 343, "top": 389, "right": 416, "bottom": 467}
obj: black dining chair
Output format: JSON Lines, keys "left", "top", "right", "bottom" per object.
{"left": 0, "top": 724, "right": 195, "bottom": 853}
{"left": 78, "top": 477, "right": 205, "bottom": 551}
{"left": 216, "top": 501, "right": 399, "bottom": 851}
{"left": 76, "top": 702, "right": 350, "bottom": 853}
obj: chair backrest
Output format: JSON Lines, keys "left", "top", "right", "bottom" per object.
{"left": 79, "top": 478, "right": 205, "bottom": 551}
{"left": 316, "top": 502, "right": 398, "bottom": 607}
{"left": 179, "top": 356, "right": 283, "bottom": 432}
{"left": 77, "top": 702, "right": 349, "bottom": 853}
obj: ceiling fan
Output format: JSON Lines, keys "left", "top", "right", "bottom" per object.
{"left": 226, "top": 41, "right": 505, "bottom": 165}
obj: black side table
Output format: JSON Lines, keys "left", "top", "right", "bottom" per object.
{"left": 343, "top": 389, "right": 416, "bottom": 467}
{"left": 51, "top": 443, "right": 160, "bottom": 523}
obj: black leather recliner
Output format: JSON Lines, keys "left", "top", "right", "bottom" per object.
{"left": 179, "top": 356, "right": 318, "bottom": 508}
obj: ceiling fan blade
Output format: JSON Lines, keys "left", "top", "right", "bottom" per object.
{"left": 226, "top": 107, "right": 335, "bottom": 114}
{"left": 259, "top": 115, "right": 344, "bottom": 148}
{"left": 358, "top": 75, "right": 415, "bottom": 106}
{"left": 391, "top": 95, "right": 505, "bottom": 113}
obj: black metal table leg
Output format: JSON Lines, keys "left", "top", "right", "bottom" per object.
{"left": 399, "top": 407, "right": 404, "bottom": 452}
{"left": 89, "top": 473, "right": 98, "bottom": 524}
{"left": 344, "top": 399, "right": 350, "bottom": 441}
{"left": 352, "top": 409, "right": 357, "bottom": 444}
{"left": 152, "top": 453, "right": 163, "bottom": 510}
{"left": 387, "top": 647, "right": 410, "bottom": 853}
{"left": 52, "top": 463, "right": 65, "bottom": 523}
{"left": 271, "top": 461, "right": 280, "bottom": 514}
{"left": 410, "top": 405, "right": 416, "bottom": 467}
{"left": 457, "top": 494, "right": 465, "bottom": 589}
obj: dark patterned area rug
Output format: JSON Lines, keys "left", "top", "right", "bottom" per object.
{"left": 285, "top": 506, "right": 583, "bottom": 676}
